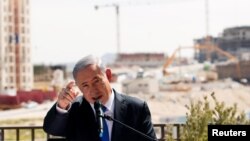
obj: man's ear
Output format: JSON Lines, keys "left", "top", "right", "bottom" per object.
{"left": 105, "top": 68, "right": 112, "bottom": 82}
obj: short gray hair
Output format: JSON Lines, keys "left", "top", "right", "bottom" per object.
{"left": 72, "top": 55, "right": 106, "bottom": 80}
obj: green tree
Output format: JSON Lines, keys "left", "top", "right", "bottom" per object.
{"left": 166, "top": 92, "right": 250, "bottom": 141}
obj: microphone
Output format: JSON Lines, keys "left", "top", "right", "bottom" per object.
{"left": 94, "top": 100, "right": 104, "bottom": 137}
{"left": 96, "top": 104, "right": 157, "bottom": 141}
{"left": 101, "top": 114, "right": 157, "bottom": 141}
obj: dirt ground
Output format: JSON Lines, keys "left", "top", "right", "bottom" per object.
{"left": 0, "top": 79, "right": 249, "bottom": 125}
{"left": 129, "top": 79, "right": 250, "bottom": 123}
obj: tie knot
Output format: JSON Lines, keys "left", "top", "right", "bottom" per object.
{"left": 102, "top": 105, "right": 107, "bottom": 112}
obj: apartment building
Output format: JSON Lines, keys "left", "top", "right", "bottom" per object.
{"left": 194, "top": 26, "right": 250, "bottom": 63}
{"left": 218, "top": 26, "right": 250, "bottom": 61}
{"left": 0, "top": 0, "right": 33, "bottom": 92}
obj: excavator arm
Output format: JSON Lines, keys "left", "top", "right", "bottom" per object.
{"left": 162, "top": 48, "right": 179, "bottom": 76}
{"left": 162, "top": 46, "right": 196, "bottom": 76}
{"left": 195, "top": 42, "right": 241, "bottom": 79}
{"left": 162, "top": 41, "right": 241, "bottom": 79}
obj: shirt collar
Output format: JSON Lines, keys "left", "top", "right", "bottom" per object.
{"left": 104, "top": 89, "right": 114, "bottom": 112}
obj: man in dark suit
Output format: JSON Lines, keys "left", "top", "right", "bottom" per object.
{"left": 43, "top": 55, "right": 157, "bottom": 141}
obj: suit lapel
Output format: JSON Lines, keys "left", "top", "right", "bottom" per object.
{"left": 77, "top": 98, "right": 99, "bottom": 140}
{"left": 111, "top": 90, "right": 127, "bottom": 141}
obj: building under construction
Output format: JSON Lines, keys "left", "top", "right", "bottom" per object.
{"left": 194, "top": 26, "right": 250, "bottom": 81}
{"left": 114, "top": 53, "right": 166, "bottom": 68}
{"left": 0, "top": 0, "right": 33, "bottom": 92}
{"left": 195, "top": 26, "right": 250, "bottom": 63}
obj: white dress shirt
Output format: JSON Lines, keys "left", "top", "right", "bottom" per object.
{"left": 90, "top": 91, "right": 114, "bottom": 141}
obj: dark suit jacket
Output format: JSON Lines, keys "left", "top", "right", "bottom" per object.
{"left": 43, "top": 89, "right": 157, "bottom": 141}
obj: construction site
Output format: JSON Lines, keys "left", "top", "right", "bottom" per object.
{"left": 109, "top": 26, "right": 250, "bottom": 123}
{"left": 1, "top": 25, "right": 250, "bottom": 122}
{"left": 0, "top": 0, "right": 249, "bottom": 126}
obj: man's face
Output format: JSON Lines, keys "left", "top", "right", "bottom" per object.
{"left": 75, "top": 64, "right": 112, "bottom": 104}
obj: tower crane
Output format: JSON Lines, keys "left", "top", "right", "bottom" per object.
{"left": 95, "top": 4, "right": 121, "bottom": 54}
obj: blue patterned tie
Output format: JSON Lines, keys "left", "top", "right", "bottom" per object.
{"left": 101, "top": 106, "right": 109, "bottom": 141}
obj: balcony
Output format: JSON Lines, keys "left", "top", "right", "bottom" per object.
{"left": 0, "top": 124, "right": 184, "bottom": 141}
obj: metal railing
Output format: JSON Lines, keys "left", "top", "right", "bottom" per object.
{"left": 0, "top": 124, "right": 184, "bottom": 141}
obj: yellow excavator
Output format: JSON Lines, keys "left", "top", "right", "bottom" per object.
{"left": 162, "top": 46, "right": 194, "bottom": 76}
{"left": 162, "top": 37, "right": 241, "bottom": 79}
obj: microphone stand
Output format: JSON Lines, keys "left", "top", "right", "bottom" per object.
{"left": 99, "top": 114, "right": 158, "bottom": 141}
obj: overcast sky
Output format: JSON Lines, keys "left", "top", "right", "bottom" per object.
{"left": 30, "top": 0, "right": 250, "bottom": 64}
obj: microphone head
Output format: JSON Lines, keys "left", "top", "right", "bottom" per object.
{"left": 94, "top": 100, "right": 104, "bottom": 137}
{"left": 94, "top": 100, "right": 101, "bottom": 110}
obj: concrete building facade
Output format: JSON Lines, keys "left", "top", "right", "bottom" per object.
{"left": 194, "top": 26, "right": 250, "bottom": 63}
{"left": 115, "top": 53, "right": 166, "bottom": 68}
{"left": 0, "top": 0, "right": 33, "bottom": 92}
{"left": 218, "top": 26, "right": 250, "bottom": 61}
{"left": 122, "top": 77, "right": 159, "bottom": 94}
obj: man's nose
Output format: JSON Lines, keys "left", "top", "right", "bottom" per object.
{"left": 90, "top": 85, "right": 99, "bottom": 93}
